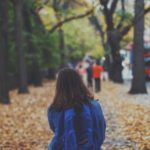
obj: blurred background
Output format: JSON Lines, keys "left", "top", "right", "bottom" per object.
{"left": 0, "top": 0, "right": 150, "bottom": 150}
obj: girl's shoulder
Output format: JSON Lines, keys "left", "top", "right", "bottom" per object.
{"left": 47, "top": 106, "right": 64, "bottom": 125}
{"left": 48, "top": 106, "right": 63, "bottom": 118}
{"left": 48, "top": 100, "right": 102, "bottom": 117}
{"left": 48, "top": 105, "right": 75, "bottom": 117}
{"left": 48, "top": 105, "right": 64, "bottom": 112}
{"left": 90, "top": 99, "right": 101, "bottom": 106}
{"left": 89, "top": 99, "right": 103, "bottom": 113}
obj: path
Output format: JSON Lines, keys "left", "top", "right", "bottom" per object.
{"left": 0, "top": 81, "right": 149, "bottom": 150}
{"left": 99, "top": 81, "right": 150, "bottom": 150}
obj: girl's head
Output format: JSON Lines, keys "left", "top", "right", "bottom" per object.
{"left": 52, "top": 68, "right": 93, "bottom": 111}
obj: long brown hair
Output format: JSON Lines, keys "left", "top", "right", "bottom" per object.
{"left": 51, "top": 68, "right": 93, "bottom": 111}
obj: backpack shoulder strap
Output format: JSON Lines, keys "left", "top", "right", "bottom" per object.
{"left": 64, "top": 109, "right": 77, "bottom": 150}
{"left": 89, "top": 100, "right": 106, "bottom": 146}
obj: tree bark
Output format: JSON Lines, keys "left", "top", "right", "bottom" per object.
{"left": 58, "top": 28, "right": 66, "bottom": 68}
{"left": 99, "top": 0, "right": 124, "bottom": 83}
{"left": 0, "top": 0, "right": 10, "bottom": 104}
{"left": 53, "top": 2, "right": 67, "bottom": 68}
{"left": 99, "top": 0, "right": 150, "bottom": 84}
{"left": 107, "top": 29, "right": 123, "bottom": 83}
{"left": 23, "top": 3, "right": 42, "bottom": 86}
{"left": 129, "top": 0, "right": 147, "bottom": 94}
{"left": 13, "top": 0, "right": 28, "bottom": 93}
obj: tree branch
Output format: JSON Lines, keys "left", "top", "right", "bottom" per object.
{"left": 89, "top": 15, "right": 106, "bottom": 49}
{"left": 99, "top": 0, "right": 114, "bottom": 30}
{"left": 72, "top": 0, "right": 89, "bottom": 7}
{"left": 43, "top": 0, "right": 49, "bottom": 5}
{"left": 49, "top": 8, "right": 94, "bottom": 33}
{"left": 31, "top": 10, "right": 43, "bottom": 25}
{"left": 110, "top": 0, "right": 119, "bottom": 14}
{"left": 120, "top": 6, "right": 150, "bottom": 38}
{"left": 99, "top": 0, "right": 109, "bottom": 6}
{"left": 116, "top": 0, "right": 125, "bottom": 29}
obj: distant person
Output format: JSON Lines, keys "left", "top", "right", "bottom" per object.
{"left": 101, "top": 58, "right": 109, "bottom": 81}
{"left": 92, "top": 60, "right": 103, "bottom": 92}
{"left": 86, "top": 61, "right": 93, "bottom": 88}
{"left": 47, "top": 68, "right": 106, "bottom": 150}
{"left": 67, "top": 62, "right": 74, "bottom": 69}
{"left": 76, "top": 62, "right": 87, "bottom": 86}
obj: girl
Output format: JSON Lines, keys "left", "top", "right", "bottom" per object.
{"left": 47, "top": 68, "right": 106, "bottom": 150}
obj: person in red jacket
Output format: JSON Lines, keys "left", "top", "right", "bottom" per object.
{"left": 92, "top": 60, "right": 103, "bottom": 92}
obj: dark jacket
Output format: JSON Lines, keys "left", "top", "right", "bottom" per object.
{"left": 47, "top": 100, "right": 106, "bottom": 150}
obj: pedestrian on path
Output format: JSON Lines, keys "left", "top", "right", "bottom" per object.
{"left": 92, "top": 60, "right": 103, "bottom": 92}
{"left": 86, "top": 61, "right": 93, "bottom": 88}
{"left": 76, "top": 61, "right": 87, "bottom": 86}
{"left": 101, "top": 58, "right": 109, "bottom": 81}
{"left": 47, "top": 68, "right": 106, "bottom": 150}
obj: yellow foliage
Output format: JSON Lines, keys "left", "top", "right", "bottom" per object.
{"left": 39, "top": 6, "right": 56, "bottom": 30}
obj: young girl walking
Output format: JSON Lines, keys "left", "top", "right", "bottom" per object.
{"left": 47, "top": 68, "right": 106, "bottom": 150}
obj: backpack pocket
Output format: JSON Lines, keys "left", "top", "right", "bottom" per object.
{"left": 77, "top": 130, "right": 94, "bottom": 150}
{"left": 51, "top": 135, "right": 65, "bottom": 150}
{"left": 65, "top": 130, "right": 77, "bottom": 150}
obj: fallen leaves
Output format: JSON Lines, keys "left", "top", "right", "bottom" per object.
{"left": 99, "top": 81, "right": 150, "bottom": 150}
{"left": 0, "top": 81, "right": 150, "bottom": 150}
{"left": 0, "top": 81, "right": 55, "bottom": 150}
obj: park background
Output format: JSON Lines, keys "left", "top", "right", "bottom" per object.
{"left": 0, "top": 0, "right": 150, "bottom": 150}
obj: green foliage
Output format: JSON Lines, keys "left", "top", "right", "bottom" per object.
{"left": 64, "top": 18, "right": 104, "bottom": 60}
{"left": 41, "top": 32, "right": 60, "bottom": 69}
{"left": 7, "top": 0, "right": 61, "bottom": 75}
{"left": 26, "top": 21, "right": 60, "bottom": 70}
{"left": 114, "top": 10, "right": 133, "bottom": 27}
{"left": 7, "top": 0, "right": 104, "bottom": 76}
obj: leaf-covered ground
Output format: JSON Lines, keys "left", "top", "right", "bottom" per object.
{"left": 100, "top": 81, "right": 150, "bottom": 150}
{"left": 0, "top": 81, "right": 150, "bottom": 150}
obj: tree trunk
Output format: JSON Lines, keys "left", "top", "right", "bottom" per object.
{"left": 107, "top": 29, "right": 123, "bottom": 83}
{"left": 58, "top": 28, "right": 66, "bottom": 68}
{"left": 97, "top": 1, "right": 124, "bottom": 83}
{"left": 129, "top": 0, "right": 147, "bottom": 94}
{"left": 0, "top": 0, "right": 10, "bottom": 104}
{"left": 104, "top": 54, "right": 112, "bottom": 80}
{"left": 88, "top": 14, "right": 122, "bottom": 82}
{"left": 13, "top": 0, "right": 28, "bottom": 93}
{"left": 53, "top": 2, "right": 67, "bottom": 68}
{"left": 23, "top": 3, "right": 42, "bottom": 86}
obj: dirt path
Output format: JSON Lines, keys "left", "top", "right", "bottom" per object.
{"left": 98, "top": 81, "right": 150, "bottom": 150}
{"left": 0, "top": 81, "right": 149, "bottom": 150}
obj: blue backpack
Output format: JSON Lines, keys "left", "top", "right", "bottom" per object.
{"left": 48, "top": 100, "right": 106, "bottom": 150}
